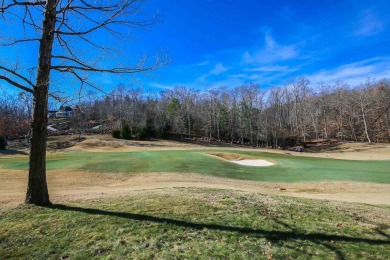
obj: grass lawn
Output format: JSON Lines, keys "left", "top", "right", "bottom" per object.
{"left": 1, "top": 188, "right": 389, "bottom": 259}
{"left": 1, "top": 149, "right": 389, "bottom": 183}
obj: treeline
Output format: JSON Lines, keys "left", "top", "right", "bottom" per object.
{"left": 0, "top": 92, "right": 32, "bottom": 139}
{"left": 78, "top": 77, "right": 390, "bottom": 146}
{"left": 2, "top": 77, "right": 390, "bottom": 147}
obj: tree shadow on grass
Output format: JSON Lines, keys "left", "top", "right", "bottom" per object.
{"left": 48, "top": 204, "right": 390, "bottom": 252}
{"left": 375, "top": 226, "right": 390, "bottom": 240}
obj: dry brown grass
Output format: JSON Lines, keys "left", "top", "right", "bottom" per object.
{"left": 207, "top": 152, "right": 256, "bottom": 161}
{"left": 2, "top": 169, "right": 389, "bottom": 210}
{"left": 294, "top": 188, "right": 324, "bottom": 193}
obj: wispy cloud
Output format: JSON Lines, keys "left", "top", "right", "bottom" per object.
{"left": 209, "top": 63, "right": 228, "bottom": 75}
{"left": 195, "top": 60, "right": 209, "bottom": 66}
{"left": 353, "top": 10, "right": 383, "bottom": 37}
{"left": 228, "top": 74, "right": 247, "bottom": 78}
{"left": 244, "top": 65, "right": 296, "bottom": 73}
{"left": 148, "top": 82, "right": 174, "bottom": 90}
{"left": 307, "top": 57, "right": 390, "bottom": 85}
{"left": 243, "top": 33, "right": 298, "bottom": 64}
{"left": 198, "top": 62, "right": 228, "bottom": 82}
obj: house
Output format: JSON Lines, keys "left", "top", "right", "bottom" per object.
{"left": 48, "top": 110, "right": 58, "bottom": 118}
{"left": 56, "top": 106, "right": 75, "bottom": 118}
{"left": 48, "top": 106, "right": 79, "bottom": 118}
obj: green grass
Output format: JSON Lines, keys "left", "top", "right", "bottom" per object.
{"left": 1, "top": 149, "right": 390, "bottom": 183}
{"left": 1, "top": 188, "right": 389, "bottom": 259}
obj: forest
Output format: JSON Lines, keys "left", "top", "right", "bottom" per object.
{"left": 1, "top": 77, "right": 389, "bottom": 148}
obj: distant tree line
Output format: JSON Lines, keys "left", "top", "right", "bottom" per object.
{"left": 0, "top": 92, "right": 32, "bottom": 141}
{"left": 2, "top": 77, "right": 390, "bottom": 147}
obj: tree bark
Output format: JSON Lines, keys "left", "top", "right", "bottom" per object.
{"left": 359, "top": 94, "right": 372, "bottom": 143}
{"left": 361, "top": 108, "right": 371, "bottom": 143}
{"left": 25, "top": 0, "right": 57, "bottom": 205}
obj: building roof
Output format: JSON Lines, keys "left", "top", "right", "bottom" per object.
{"left": 57, "top": 106, "right": 74, "bottom": 112}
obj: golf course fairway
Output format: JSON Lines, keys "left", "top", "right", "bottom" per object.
{"left": 1, "top": 149, "right": 389, "bottom": 183}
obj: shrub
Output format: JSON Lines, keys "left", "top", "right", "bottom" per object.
{"left": 0, "top": 136, "right": 7, "bottom": 150}
{"left": 156, "top": 122, "right": 171, "bottom": 139}
{"left": 135, "top": 121, "right": 156, "bottom": 140}
{"left": 135, "top": 127, "right": 147, "bottom": 140}
{"left": 121, "top": 124, "right": 131, "bottom": 140}
{"left": 144, "top": 122, "right": 155, "bottom": 138}
{"left": 112, "top": 130, "right": 121, "bottom": 139}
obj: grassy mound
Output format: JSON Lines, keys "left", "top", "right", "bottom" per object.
{"left": 1, "top": 188, "right": 389, "bottom": 259}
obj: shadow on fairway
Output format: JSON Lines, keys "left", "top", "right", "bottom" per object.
{"left": 48, "top": 204, "right": 390, "bottom": 260}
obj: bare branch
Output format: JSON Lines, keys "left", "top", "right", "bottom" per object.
{"left": 51, "top": 64, "right": 154, "bottom": 74}
{"left": 0, "top": 75, "right": 33, "bottom": 93}
{"left": 56, "top": 1, "right": 119, "bottom": 14}
{"left": 0, "top": 65, "right": 35, "bottom": 87}
{"left": 51, "top": 54, "right": 159, "bottom": 75}
{"left": 55, "top": 0, "right": 157, "bottom": 36}
{"left": 51, "top": 66, "right": 109, "bottom": 94}
{"left": 0, "top": 0, "right": 45, "bottom": 13}
{"left": 1, "top": 0, "right": 165, "bottom": 97}
{"left": 0, "top": 38, "right": 39, "bottom": 46}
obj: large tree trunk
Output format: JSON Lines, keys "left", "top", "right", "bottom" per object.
{"left": 25, "top": 0, "right": 57, "bottom": 205}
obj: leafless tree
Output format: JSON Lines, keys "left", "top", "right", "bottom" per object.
{"left": 3, "top": 76, "right": 390, "bottom": 152}
{"left": 0, "top": 0, "right": 166, "bottom": 205}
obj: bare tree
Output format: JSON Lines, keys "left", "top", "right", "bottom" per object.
{"left": 358, "top": 80, "right": 375, "bottom": 143}
{"left": 0, "top": 0, "right": 165, "bottom": 205}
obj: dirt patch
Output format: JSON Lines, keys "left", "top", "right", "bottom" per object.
{"left": 239, "top": 146, "right": 390, "bottom": 161}
{"left": 75, "top": 139, "right": 126, "bottom": 150}
{"left": 66, "top": 135, "right": 202, "bottom": 152}
{"left": 305, "top": 140, "right": 390, "bottom": 153}
{"left": 47, "top": 140, "right": 77, "bottom": 150}
{"left": 301, "top": 142, "right": 390, "bottom": 160}
{"left": 294, "top": 188, "right": 324, "bottom": 193}
{"left": 208, "top": 152, "right": 256, "bottom": 161}
{"left": 1, "top": 170, "right": 389, "bottom": 210}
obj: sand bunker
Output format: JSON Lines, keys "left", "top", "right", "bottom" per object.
{"left": 208, "top": 152, "right": 274, "bottom": 167}
{"left": 231, "top": 159, "right": 274, "bottom": 167}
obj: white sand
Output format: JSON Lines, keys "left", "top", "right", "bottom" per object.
{"left": 231, "top": 159, "right": 274, "bottom": 167}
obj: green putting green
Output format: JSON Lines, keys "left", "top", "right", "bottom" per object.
{"left": 1, "top": 149, "right": 389, "bottom": 183}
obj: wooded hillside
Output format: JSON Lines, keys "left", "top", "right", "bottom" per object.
{"left": 1, "top": 77, "right": 389, "bottom": 146}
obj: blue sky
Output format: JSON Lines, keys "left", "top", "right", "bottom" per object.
{"left": 1, "top": 0, "right": 390, "bottom": 95}
{"left": 140, "top": 0, "right": 390, "bottom": 90}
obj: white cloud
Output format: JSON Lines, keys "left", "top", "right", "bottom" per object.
{"left": 148, "top": 82, "right": 174, "bottom": 90}
{"left": 198, "top": 62, "right": 228, "bottom": 82}
{"left": 244, "top": 65, "right": 295, "bottom": 72}
{"left": 307, "top": 57, "right": 390, "bottom": 85}
{"left": 353, "top": 10, "right": 383, "bottom": 37}
{"left": 209, "top": 63, "right": 228, "bottom": 75}
{"left": 228, "top": 74, "right": 247, "bottom": 78}
{"left": 243, "top": 33, "right": 298, "bottom": 64}
{"left": 195, "top": 60, "right": 209, "bottom": 66}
